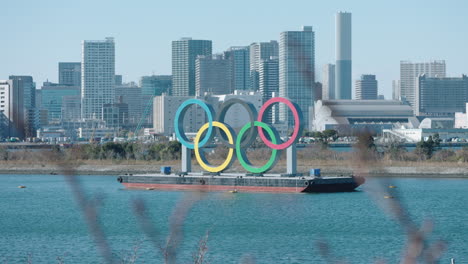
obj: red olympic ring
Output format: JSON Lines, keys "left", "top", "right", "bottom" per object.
{"left": 257, "top": 97, "right": 301, "bottom": 150}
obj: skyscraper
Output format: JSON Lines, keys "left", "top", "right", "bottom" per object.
{"left": 400, "top": 60, "right": 446, "bottom": 108}
{"left": 335, "top": 12, "right": 352, "bottom": 99}
{"left": 224, "top": 46, "right": 250, "bottom": 91}
{"left": 279, "top": 26, "right": 315, "bottom": 130}
{"left": 0, "top": 80, "right": 24, "bottom": 138}
{"left": 259, "top": 57, "right": 279, "bottom": 123}
{"left": 58, "top": 62, "right": 81, "bottom": 86}
{"left": 322, "top": 64, "right": 335, "bottom": 100}
{"left": 195, "top": 54, "right": 231, "bottom": 96}
{"left": 172, "top": 38, "right": 212, "bottom": 96}
{"left": 81, "top": 37, "right": 115, "bottom": 120}
{"left": 249, "top": 41, "right": 278, "bottom": 91}
{"left": 9, "top": 75, "right": 35, "bottom": 110}
{"left": 355, "top": 75, "right": 378, "bottom": 100}
{"left": 392, "top": 80, "right": 401, "bottom": 100}
{"left": 9, "top": 76, "right": 35, "bottom": 137}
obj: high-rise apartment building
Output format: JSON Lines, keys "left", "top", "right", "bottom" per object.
{"left": 400, "top": 60, "right": 446, "bottom": 108}
{"left": 250, "top": 41, "right": 278, "bottom": 91}
{"left": 9, "top": 76, "right": 35, "bottom": 110}
{"left": 172, "top": 38, "right": 212, "bottom": 96}
{"left": 259, "top": 57, "right": 279, "bottom": 123}
{"left": 0, "top": 80, "right": 24, "bottom": 138}
{"left": 195, "top": 54, "right": 231, "bottom": 96}
{"left": 322, "top": 64, "right": 335, "bottom": 100}
{"left": 81, "top": 37, "right": 115, "bottom": 120}
{"left": 355, "top": 75, "right": 378, "bottom": 100}
{"left": 279, "top": 26, "right": 315, "bottom": 130}
{"left": 335, "top": 12, "right": 352, "bottom": 99}
{"left": 8, "top": 76, "right": 34, "bottom": 136}
{"left": 59, "top": 62, "right": 81, "bottom": 86}
{"left": 224, "top": 46, "right": 250, "bottom": 91}
{"left": 416, "top": 75, "right": 468, "bottom": 117}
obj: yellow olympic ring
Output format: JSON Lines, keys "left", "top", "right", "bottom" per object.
{"left": 194, "top": 121, "right": 235, "bottom": 173}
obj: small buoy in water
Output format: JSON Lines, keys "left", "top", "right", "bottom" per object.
{"left": 146, "top": 187, "right": 155, "bottom": 190}
{"left": 229, "top": 189, "right": 238, "bottom": 193}
{"left": 384, "top": 195, "right": 394, "bottom": 199}
{"left": 18, "top": 186, "right": 26, "bottom": 189}
{"left": 389, "top": 185, "right": 397, "bottom": 188}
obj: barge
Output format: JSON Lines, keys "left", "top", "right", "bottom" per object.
{"left": 118, "top": 173, "right": 365, "bottom": 193}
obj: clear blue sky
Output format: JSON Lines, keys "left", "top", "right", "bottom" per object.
{"left": 2, "top": 0, "right": 467, "bottom": 98}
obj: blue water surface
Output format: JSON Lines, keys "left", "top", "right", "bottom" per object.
{"left": 0, "top": 174, "right": 466, "bottom": 263}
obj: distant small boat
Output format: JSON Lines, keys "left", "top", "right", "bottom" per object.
{"left": 384, "top": 195, "right": 394, "bottom": 199}
{"left": 18, "top": 186, "right": 26, "bottom": 189}
{"left": 229, "top": 190, "right": 238, "bottom": 193}
{"left": 389, "top": 185, "right": 397, "bottom": 188}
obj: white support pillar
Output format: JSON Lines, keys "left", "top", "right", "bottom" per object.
{"left": 286, "top": 143, "right": 297, "bottom": 175}
{"left": 181, "top": 145, "right": 191, "bottom": 173}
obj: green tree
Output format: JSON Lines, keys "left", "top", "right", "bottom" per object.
{"left": 433, "top": 133, "right": 442, "bottom": 149}
{"left": 415, "top": 136, "right": 436, "bottom": 160}
{"left": 322, "top": 129, "right": 338, "bottom": 141}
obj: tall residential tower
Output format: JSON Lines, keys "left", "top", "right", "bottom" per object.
{"left": 335, "top": 12, "right": 352, "bottom": 99}
{"left": 400, "top": 60, "right": 446, "bottom": 108}
{"left": 172, "top": 38, "right": 212, "bottom": 96}
{"left": 249, "top": 41, "right": 278, "bottom": 91}
{"left": 224, "top": 46, "right": 250, "bottom": 91}
{"left": 81, "top": 37, "right": 115, "bottom": 120}
{"left": 279, "top": 26, "right": 315, "bottom": 130}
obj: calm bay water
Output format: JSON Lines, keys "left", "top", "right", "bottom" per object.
{"left": 0, "top": 174, "right": 467, "bottom": 263}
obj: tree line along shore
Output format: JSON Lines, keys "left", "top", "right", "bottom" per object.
{"left": 0, "top": 134, "right": 468, "bottom": 177}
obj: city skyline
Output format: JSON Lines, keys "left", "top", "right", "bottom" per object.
{"left": 3, "top": 0, "right": 468, "bottom": 99}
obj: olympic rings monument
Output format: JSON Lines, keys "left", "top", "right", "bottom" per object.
{"left": 118, "top": 96, "right": 365, "bottom": 192}
{"left": 174, "top": 97, "right": 303, "bottom": 176}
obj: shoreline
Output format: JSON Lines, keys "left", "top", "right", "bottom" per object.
{"left": 0, "top": 163, "right": 467, "bottom": 178}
